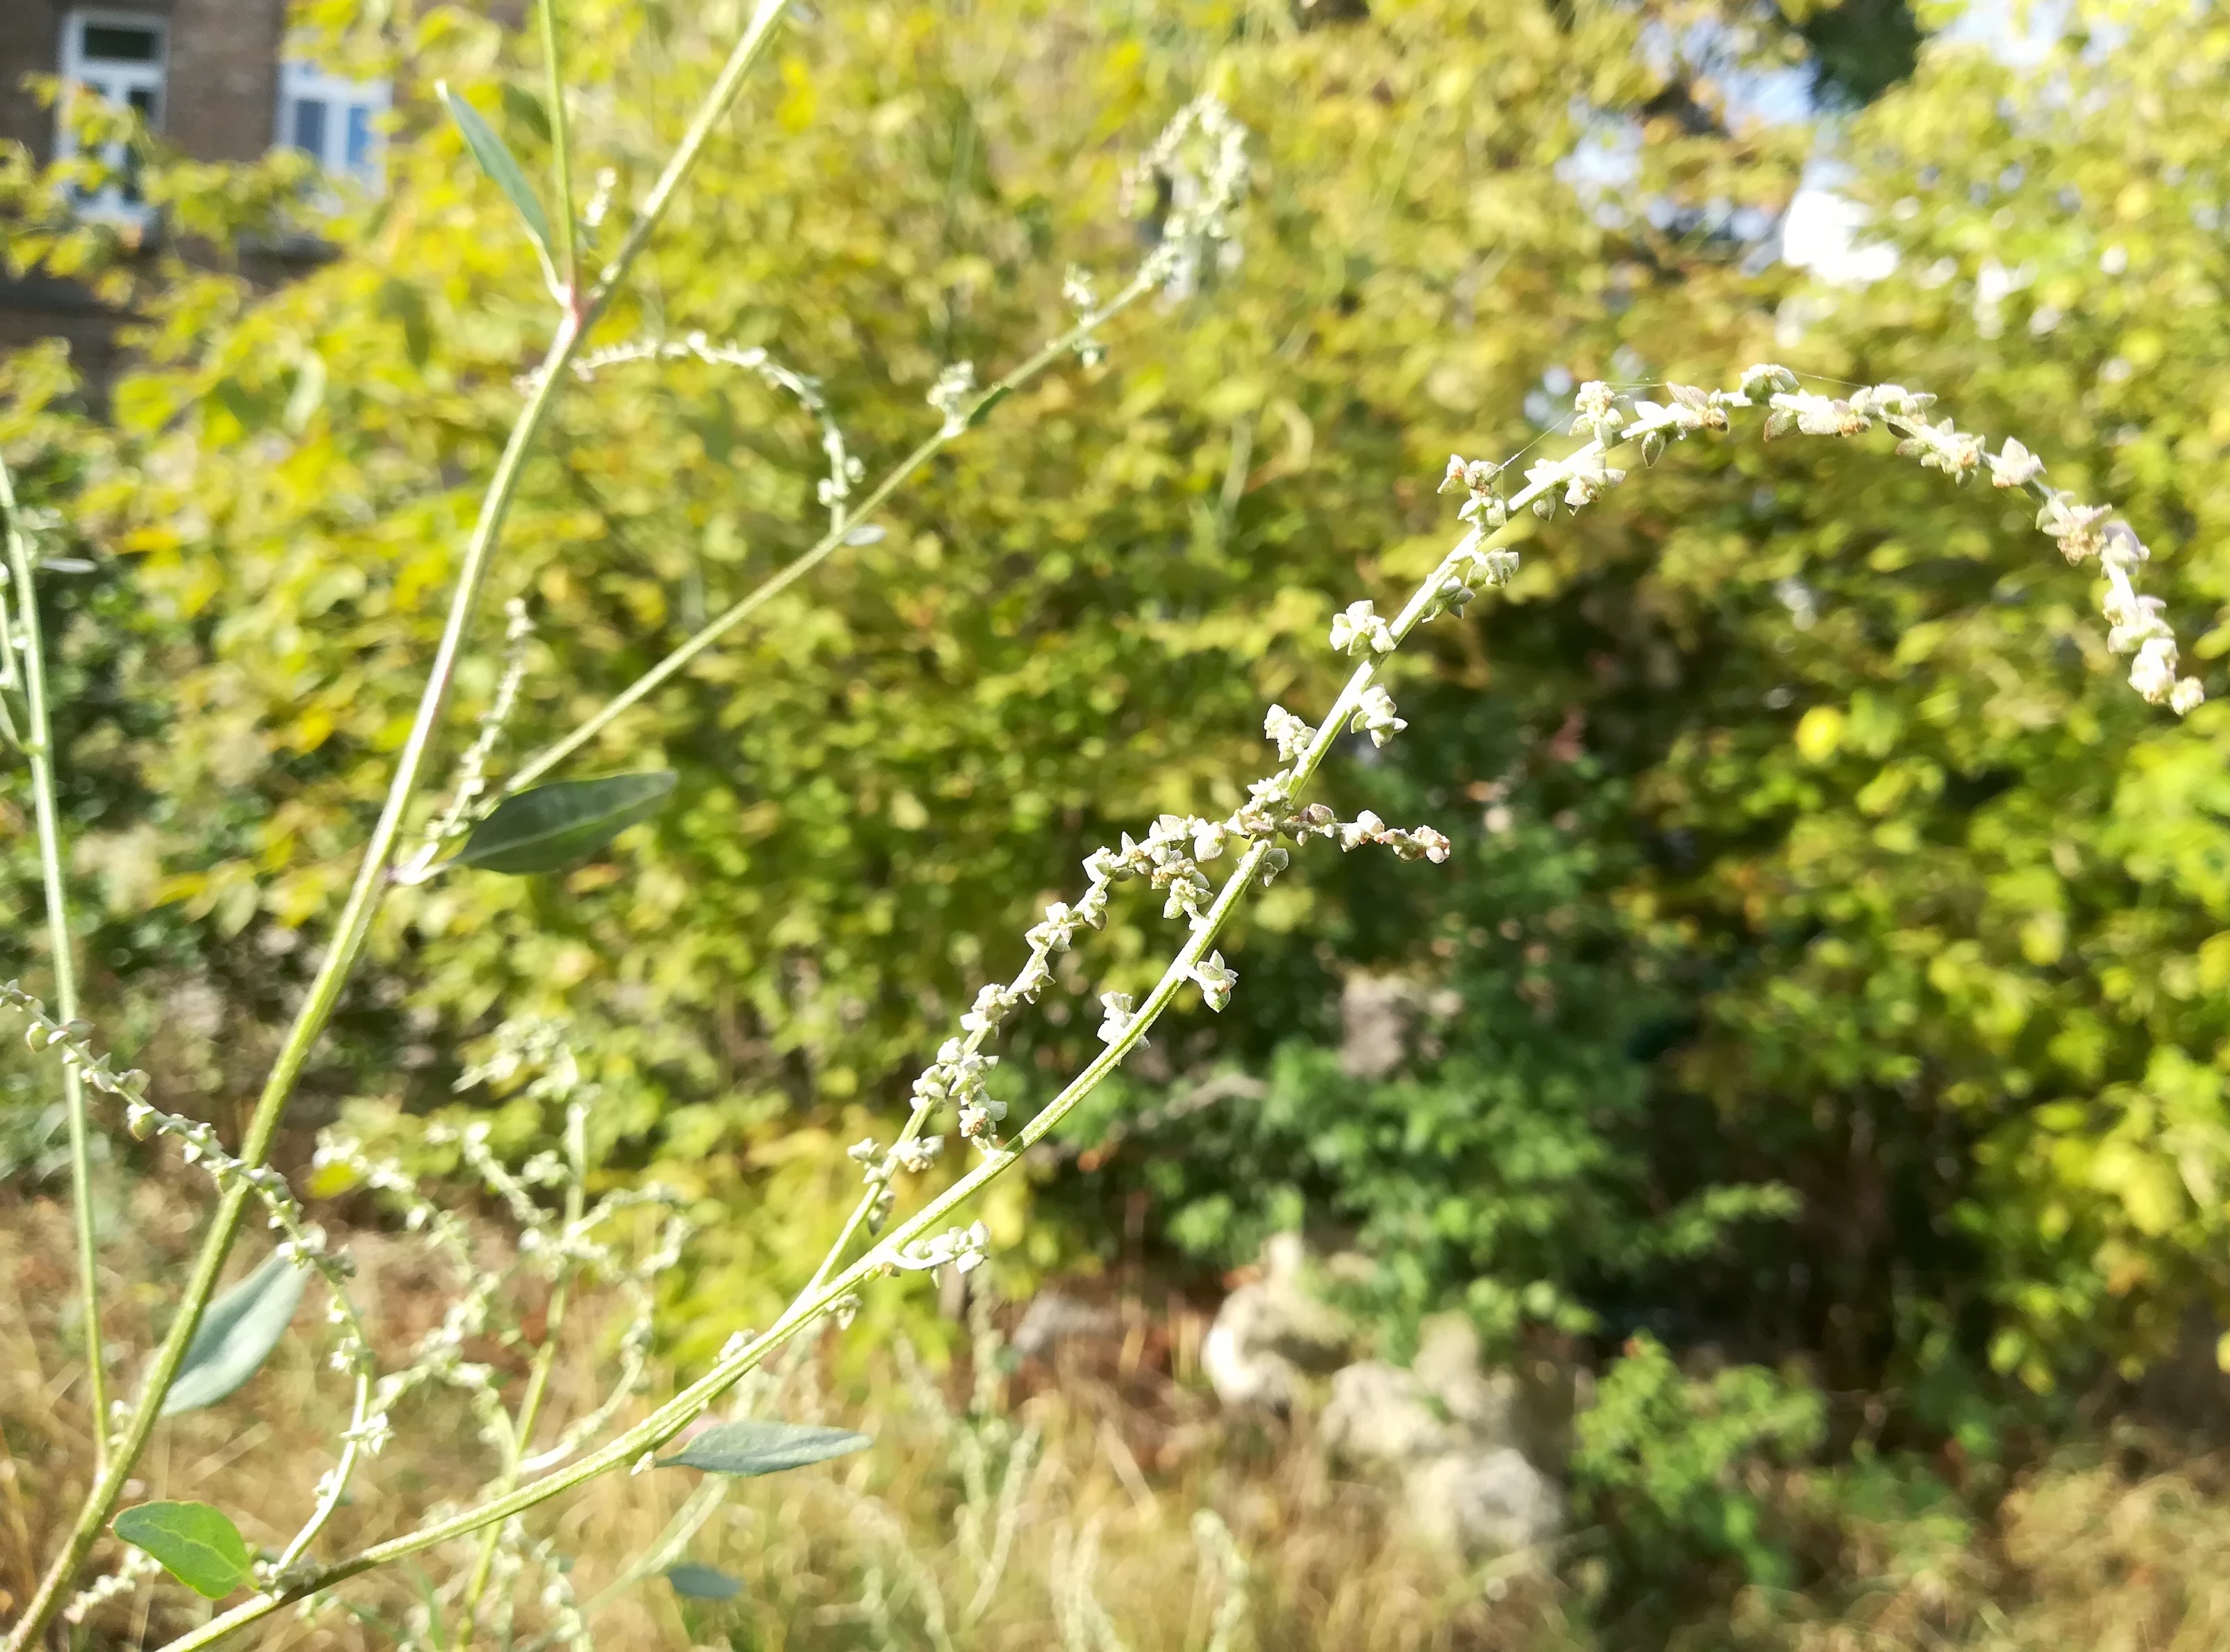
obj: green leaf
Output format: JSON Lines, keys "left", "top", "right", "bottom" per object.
{"left": 113, "top": 1502, "right": 255, "bottom": 1599}
{"left": 435, "top": 81, "right": 554, "bottom": 272}
{"left": 664, "top": 1563, "right": 743, "bottom": 1601}
{"left": 498, "top": 83, "right": 553, "bottom": 144}
{"left": 966, "top": 384, "right": 1012, "bottom": 428}
{"left": 658, "top": 1417, "right": 872, "bottom": 1477}
{"left": 161, "top": 1251, "right": 308, "bottom": 1416}
{"left": 457, "top": 771, "right": 679, "bottom": 875}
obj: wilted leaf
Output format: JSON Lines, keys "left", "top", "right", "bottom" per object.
{"left": 457, "top": 771, "right": 678, "bottom": 875}
{"left": 162, "top": 1251, "right": 308, "bottom": 1416}
{"left": 665, "top": 1563, "right": 743, "bottom": 1600}
{"left": 113, "top": 1502, "right": 255, "bottom": 1598}
{"left": 436, "top": 82, "right": 554, "bottom": 272}
{"left": 659, "top": 1417, "right": 871, "bottom": 1477}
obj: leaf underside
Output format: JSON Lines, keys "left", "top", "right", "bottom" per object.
{"left": 161, "top": 1250, "right": 309, "bottom": 1416}
{"left": 665, "top": 1562, "right": 744, "bottom": 1600}
{"left": 658, "top": 1417, "right": 872, "bottom": 1477}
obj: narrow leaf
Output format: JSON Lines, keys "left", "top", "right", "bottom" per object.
{"left": 498, "top": 83, "right": 553, "bottom": 144}
{"left": 659, "top": 1418, "right": 872, "bottom": 1477}
{"left": 965, "top": 384, "right": 1011, "bottom": 429}
{"left": 436, "top": 81, "right": 554, "bottom": 268}
{"left": 113, "top": 1502, "right": 255, "bottom": 1599}
{"left": 665, "top": 1563, "right": 743, "bottom": 1601}
{"left": 457, "top": 771, "right": 678, "bottom": 875}
{"left": 161, "top": 1251, "right": 308, "bottom": 1416}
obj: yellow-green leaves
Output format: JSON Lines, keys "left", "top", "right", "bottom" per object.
{"left": 457, "top": 772, "right": 678, "bottom": 875}
{"left": 113, "top": 1501, "right": 255, "bottom": 1598}
{"left": 1793, "top": 705, "right": 1844, "bottom": 763}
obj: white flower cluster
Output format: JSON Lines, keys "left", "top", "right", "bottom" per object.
{"left": 397, "top": 597, "right": 537, "bottom": 885}
{"left": 929, "top": 361, "right": 979, "bottom": 436}
{"left": 1329, "top": 599, "right": 1397, "bottom": 657}
{"left": 61, "top": 1548, "right": 159, "bottom": 1624}
{"left": 1470, "top": 367, "right": 2203, "bottom": 716}
{"left": 2, "top": 980, "right": 151, "bottom": 1108}
{"left": 1063, "top": 265, "right": 1106, "bottom": 368}
{"left": 285, "top": 1046, "right": 689, "bottom": 1578}
{"left": 563, "top": 332, "right": 862, "bottom": 533}
{"left": 1729, "top": 368, "right": 2201, "bottom": 714}
{"left": 1124, "top": 95, "right": 1251, "bottom": 304}
{"left": 817, "top": 361, "right": 2195, "bottom": 1348}
{"left": 890, "top": 1219, "right": 993, "bottom": 1276}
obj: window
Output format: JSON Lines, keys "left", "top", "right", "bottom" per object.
{"left": 55, "top": 9, "right": 167, "bottom": 224}
{"left": 277, "top": 59, "right": 391, "bottom": 192}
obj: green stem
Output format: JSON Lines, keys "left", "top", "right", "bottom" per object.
{"left": 453, "top": 1111, "right": 588, "bottom": 1652}
{"left": 0, "top": 453, "right": 107, "bottom": 1477}
{"left": 155, "top": 437, "right": 1588, "bottom": 1652}
{"left": 148, "top": 829, "right": 1273, "bottom": 1652}
{"left": 501, "top": 271, "right": 1155, "bottom": 796}
{"left": 538, "top": 0, "right": 578, "bottom": 299}
{"left": 6, "top": 8, "right": 797, "bottom": 1642}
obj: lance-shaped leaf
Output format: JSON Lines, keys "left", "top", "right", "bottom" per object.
{"left": 436, "top": 81, "right": 555, "bottom": 273}
{"left": 457, "top": 771, "right": 678, "bottom": 875}
{"left": 161, "top": 1250, "right": 308, "bottom": 1416}
{"left": 659, "top": 1417, "right": 872, "bottom": 1477}
{"left": 664, "top": 1563, "right": 743, "bottom": 1601}
{"left": 113, "top": 1502, "right": 256, "bottom": 1599}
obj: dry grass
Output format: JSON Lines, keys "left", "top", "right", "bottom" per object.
{"left": 0, "top": 1174, "right": 1565, "bottom": 1652}
{"left": 13, "top": 1170, "right": 2230, "bottom": 1652}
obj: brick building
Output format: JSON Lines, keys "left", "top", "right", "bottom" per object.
{"left": 1, "top": 1, "right": 390, "bottom": 377}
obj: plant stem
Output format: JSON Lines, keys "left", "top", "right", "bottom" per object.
{"left": 501, "top": 271, "right": 1156, "bottom": 796}
{"left": 453, "top": 1110, "right": 588, "bottom": 1652}
{"left": 149, "top": 425, "right": 1608, "bottom": 1652}
{"left": 0, "top": 453, "right": 107, "bottom": 1477}
{"left": 538, "top": 0, "right": 577, "bottom": 299}
{"left": 6, "top": 8, "right": 797, "bottom": 1642}
{"left": 3, "top": 304, "right": 588, "bottom": 1652}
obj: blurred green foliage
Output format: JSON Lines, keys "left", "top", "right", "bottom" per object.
{"left": 10, "top": 0, "right": 2230, "bottom": 1633}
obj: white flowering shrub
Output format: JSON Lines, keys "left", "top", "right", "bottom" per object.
{"left": 0, "top": 1, "right": 2205, "bottom": 1647}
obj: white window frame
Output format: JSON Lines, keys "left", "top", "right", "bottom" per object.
{"left": 55, "top": 8, "right": 168, "bottom": 227}
{"left": 276, "top": 58, "right": 392, "bottom": 194}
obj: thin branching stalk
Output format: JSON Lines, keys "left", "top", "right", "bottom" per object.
{"left": 501, "top": 269, "right": 1159, "bottom": 797}
{"left": 0, "top": 452, "right": 106, "bottom": 1474}
{"left": 141, "top": 363, "right": 2200, "bottom": 1652}
{"left": 451, "top": 1108, "right": 590, "bottom": 1651}
{"left": 537, "top": 0, "right": 577, "bottom": 301}
{"left": 4, "top": 3, "right": 797, "bottom": 1643}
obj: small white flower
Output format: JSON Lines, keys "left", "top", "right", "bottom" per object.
{"left": 1191, "top": 951, "right": 1239, "bottom": 1012}
{"left": 928, "top": 361, "right": 977, "bottom": 435}
{"left": 2130, "top": 636, "right": 2180, "bottom": 703}
{"left": 1988, "top": 437, "right": 2043, "bottom": 489}
{"left": 1263, "top": 704, "right": 1316, "bottom": 761}
{"left": 1097, "top": 991, "right": 1137, "bottom": 1046}
{"left": 1350, "top": 684, "right": 1407, "bottom": 748}
{"left": 1329, "top": 600, "right": 1396, "bottom": 657}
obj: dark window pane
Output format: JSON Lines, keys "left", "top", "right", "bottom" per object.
{"left": 345, "top": 104, "right": 372, "bottom": 171}
{"left": 81, "top": 24, "right": 159, "bottom": 63}
{"left": 126, "top": 85, "right": 157, "bottom": 120}
{"left": 292, "top": 97, "right": 327, "bottom": 159}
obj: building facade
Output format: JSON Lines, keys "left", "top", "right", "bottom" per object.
{"left": 1, "top": 1, "right": 390, "bottom": 377}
